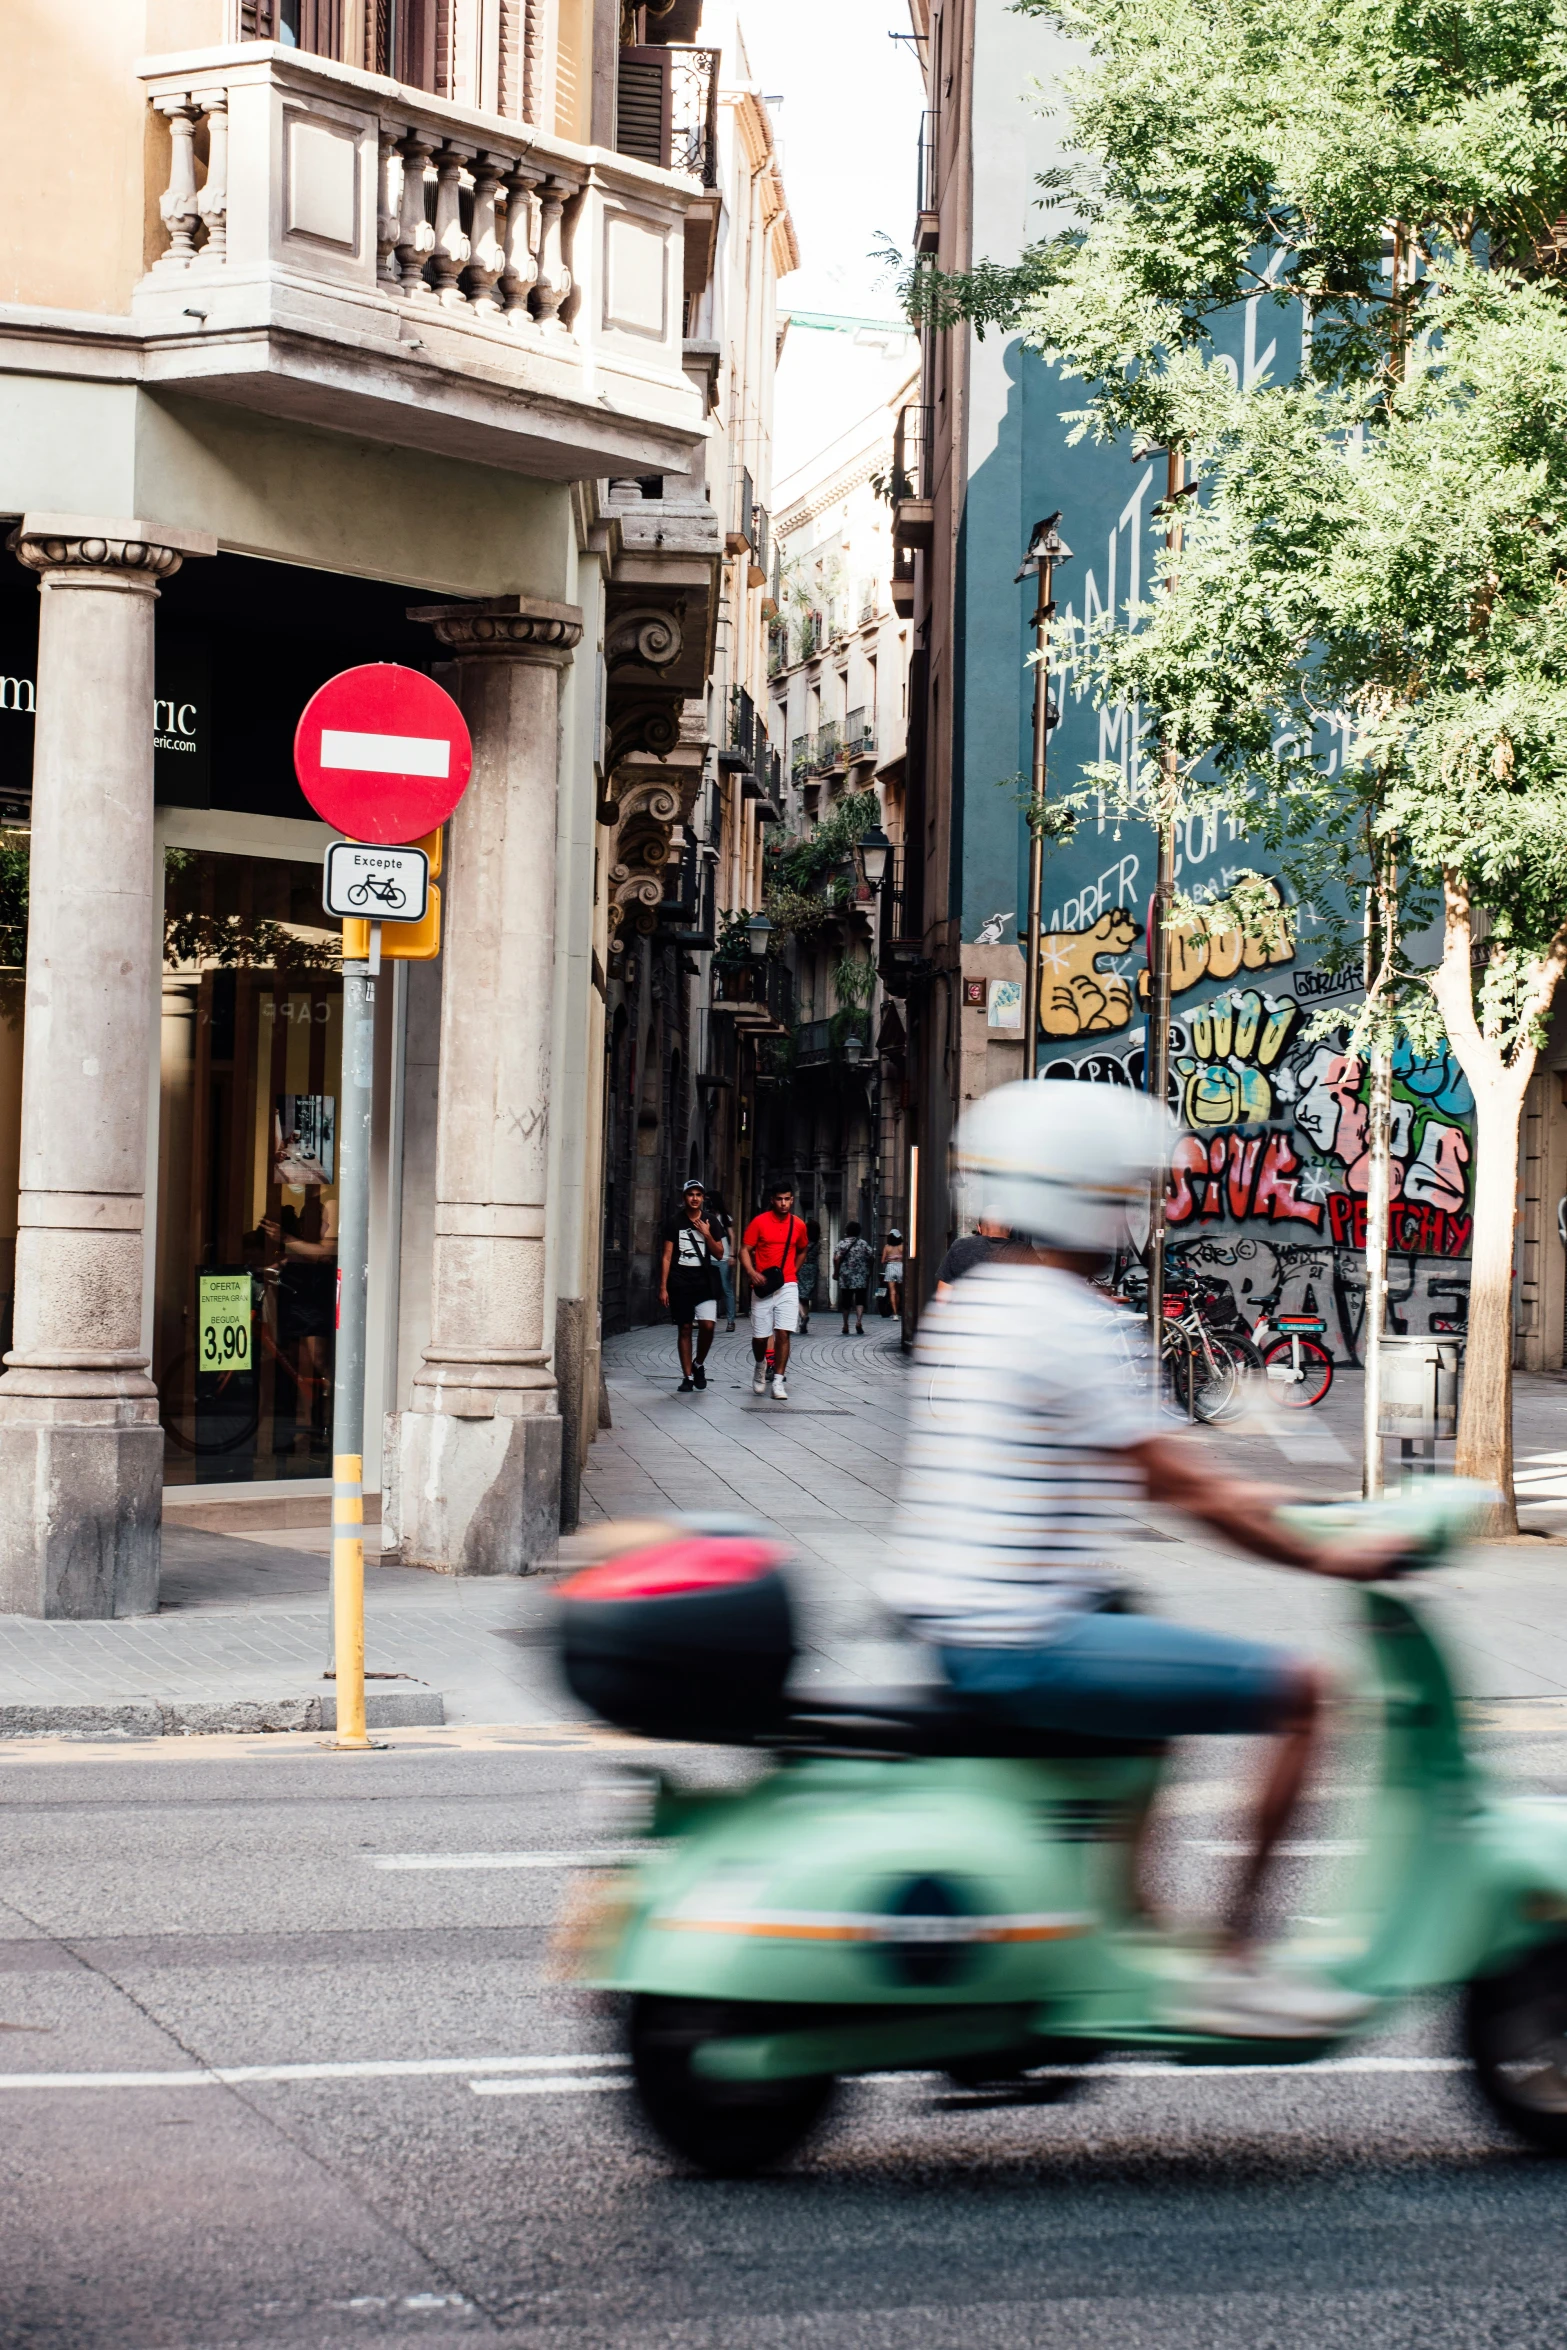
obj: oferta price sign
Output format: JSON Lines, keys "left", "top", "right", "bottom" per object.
{"left": 198, "top": 1274, "right": 253, "bottom": 1373}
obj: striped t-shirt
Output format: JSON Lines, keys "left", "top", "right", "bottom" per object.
{"left": 883, "top": 1261, "right": 1157, "bottom": 1647}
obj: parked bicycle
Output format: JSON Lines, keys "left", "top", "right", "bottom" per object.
{"left": 1248, "top": 1304, "right": 1334, "bottom": 1407}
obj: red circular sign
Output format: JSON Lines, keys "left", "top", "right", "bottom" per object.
{"left": 293, "top": 664, "right": 473, "bottom": 844}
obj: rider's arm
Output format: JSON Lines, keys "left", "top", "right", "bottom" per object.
{"left": 1130, "top": 1436, "right": 1405, "bottom": 1580}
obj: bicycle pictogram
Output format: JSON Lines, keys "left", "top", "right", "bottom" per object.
{"left": 344, "top": 873, "right": 407, "bottom": 912}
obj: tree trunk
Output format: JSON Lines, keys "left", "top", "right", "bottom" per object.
{"left": 1453, "top": 1071, "right": 1528, "bottom": 1530}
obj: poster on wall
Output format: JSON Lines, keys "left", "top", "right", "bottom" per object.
{"left": 273, "top": 1095, "right": 336, "bottom": 1190}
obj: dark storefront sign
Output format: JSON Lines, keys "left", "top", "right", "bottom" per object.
{"left": 0, "top": 610, "right": 212, "bottom": 815}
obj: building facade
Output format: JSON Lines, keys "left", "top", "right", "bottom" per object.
{"left": 759, "top": 350, "right": 916, "bottom": 1292}
{"left": 0, "top": 0, "right": 772, "bottom": 1612}
{"left": 595, "top": 8, "right": 796, "bottom": 1335}
{"left": 894, "top": 0, "right": 1567, "bottom": 1370}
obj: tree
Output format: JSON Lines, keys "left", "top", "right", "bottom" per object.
{"left": 906, "top": 0, "right": 1567, "bottom": 1521}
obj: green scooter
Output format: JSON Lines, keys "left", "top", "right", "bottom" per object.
{"left": 559, "top": 1485, "right": 1567, "bottom": 2175}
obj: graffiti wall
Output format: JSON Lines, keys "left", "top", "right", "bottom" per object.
{"left": 1039, "top": 924, "right": 1476, "bottom": 1357}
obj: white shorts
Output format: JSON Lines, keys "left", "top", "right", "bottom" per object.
{"left": 688, "top": 1296, "right": 718, "bottom": 1324}
{"left": 750, "top": 1282, "right": 800, "bottom": 1337}
{"left": 885, "top": 1260, "right": 904, "bottom": 1284}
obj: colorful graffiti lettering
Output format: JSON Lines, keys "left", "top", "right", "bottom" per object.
{"left": 1136, "top": 877, "right": 1294, "bottom": 1007}
{"left": 1175, "top": 990, "right": 1300, "bottom": 1127}
{"left": 1326, "top": 1194, "right": 1473, "bottom": 1258}
{"left": 1166, "top": 1130, "right": 1324, "bottom": 1229}
{"left": 1037, "top": 908, "right": 1139, "bottom": 1037}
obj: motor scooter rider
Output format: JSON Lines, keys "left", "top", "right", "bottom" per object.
{"left": 884, "top": 1080, "right": 1408, "bottom": 2036}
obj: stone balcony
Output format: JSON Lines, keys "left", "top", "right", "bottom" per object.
{"left": 77, "top": 43, "right": 709, "bottom": 483}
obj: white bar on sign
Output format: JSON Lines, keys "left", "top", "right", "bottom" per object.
{"left": 319, "top": 728, "right": 450, "bottom": 779}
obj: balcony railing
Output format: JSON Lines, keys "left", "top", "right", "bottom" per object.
{"left": 616, "top": 45, "right": 719, "bottom": 187}
{"left": 134, "top": 44, "right": 703, "bottom": 480}
{"left": 790, "top": 733, "right": 811, "bottom": 783}
{"left": 877, "top": 850, "right": 927, "bottom": 993}
{"left": 800, "top": 611, "right": 824, "bottom": 660}
{"left": 714, "top": 957, "right": 793, "bottom": 1029}
{"left": 845, "top": 708, "right": 875, "bottom": 760}
{"left": 892, "top": 404, "right": 931, "bottom": 503}
{"left": 917, "top": 110, "right": 939, "bottom": 216}
{"left": 655, "top": 836, "right": 716, "bottom": 948}
{"left": 795, "top": 1012, "right": 872, "bottom": 1067}
{"left": 816, "top": 718, "right": 842, "bottom": 772}
{"left": 726, "top": 684, "right": 759, "bottom": 772}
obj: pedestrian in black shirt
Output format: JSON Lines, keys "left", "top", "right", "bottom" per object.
{"left": 659, "top": 1181, "right": 724, "bottom": 1391}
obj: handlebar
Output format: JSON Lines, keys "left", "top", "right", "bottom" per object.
{"left": 1276, "top": 1479, "right": 1497, "bottom": 1568}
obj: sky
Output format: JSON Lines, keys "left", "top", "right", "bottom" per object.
{"left": 734, "top": 0, "right": 927, "bottom": 483}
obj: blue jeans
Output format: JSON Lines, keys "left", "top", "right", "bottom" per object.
{"left": 717, "top": 1259, "right": 736, "bottom": 1322}
{"left": 939, "top": 1609, "right": 1295, "bottom": 1740}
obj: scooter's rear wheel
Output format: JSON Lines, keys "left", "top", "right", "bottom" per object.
{"left": 1465, "top": 1937, "right": 1567, "bottom": 2154}
{"left": 629, "top": 1996, "right": 836, "bottom": 2175}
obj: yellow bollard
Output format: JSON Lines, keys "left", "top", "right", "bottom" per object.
{"left": 331, "top": 1451, "right": 373, "bottom": 1750}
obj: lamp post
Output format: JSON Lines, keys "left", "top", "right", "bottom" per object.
{"left": 1145, "top": 448, "right": 1190, "bottom": 1346}
{"left": 745, "top": 908, "right": 773, "bottom": 957}
{"left": 855, "top": 822, "right": 892, "bottom": 892}
{"left": 1017, "top": 514, "right": 1072, "bottom": 1067}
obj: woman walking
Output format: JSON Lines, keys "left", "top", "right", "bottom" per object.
{"left": 833, "top": 1222, "right": 874, "bottom": 1334}
{"left": 881, "top": 1227, "right": 905, "bottom": 1322}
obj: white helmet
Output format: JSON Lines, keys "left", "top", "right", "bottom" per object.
{"left": 954, "top": 1079, "right": 1173, "bottom": 1249}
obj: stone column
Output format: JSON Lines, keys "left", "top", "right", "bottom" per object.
{"left": 0, "top": 514, "right": 214, "bottom": 1618}
{"left": 394, "top": 594, "right": 583, "bottom": 1575}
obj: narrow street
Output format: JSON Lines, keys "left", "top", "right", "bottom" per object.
{"left": 6, "top": 1327, "right": 1567, "bottom": 2348}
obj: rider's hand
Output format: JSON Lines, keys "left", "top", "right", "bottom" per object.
{"left": 1309, "top": 1531, "right": 1415, "bottom": 1583}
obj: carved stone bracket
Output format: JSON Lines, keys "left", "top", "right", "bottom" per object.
{"left": 407, "top": 593, "right": 585, "bottom": 660}
{"left": 606, "top": 602, "right": 685, "bottom": 674}
{"left": 9, "top": 515, "right": 215, "bottom": 586}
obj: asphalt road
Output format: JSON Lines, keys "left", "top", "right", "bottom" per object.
{"left": 6, "top": 1729, "right": 1567, "bottom": 2350}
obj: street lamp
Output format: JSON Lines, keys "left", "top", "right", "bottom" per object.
{"left": 745, "top": 909, "right": 773, "bottom": 958}
{"left": 1015, "top": 513, "right": 1072, "bottom": 1067}
{"left": 855, "top": 822, "right": 892, "bottom": 891}
{"left": 843, "top": 1026, "right": 866, "bottom": 1066}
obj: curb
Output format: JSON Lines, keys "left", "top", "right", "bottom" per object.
{"left": 0, "top": 1689, "right": 445, "bottom": 1740}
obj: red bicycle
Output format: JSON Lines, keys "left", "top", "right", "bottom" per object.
{"left": 1249, "top": 1307, "right": 1334, "bottom": 1408}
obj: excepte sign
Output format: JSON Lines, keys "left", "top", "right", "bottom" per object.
{"left": 293, "top": 664, "right": 472, "bottom": 843}
{"left": 322, "top": 839, "right": 430, "bottom": 923}
{"left": 198, "top": 1273, "right": 253, "bottom": 1373}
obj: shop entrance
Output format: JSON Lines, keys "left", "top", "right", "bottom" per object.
{"left": 156, "top": 849, "right": 344, "bottom": 1484}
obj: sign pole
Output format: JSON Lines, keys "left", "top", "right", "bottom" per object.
{"left": 329, "top": 950, "right": 376, "bottom": 1751}
{"left": 292, "top": 660, "right": 474, "bottom": 1749}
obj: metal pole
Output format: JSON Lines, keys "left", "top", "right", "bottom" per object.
{"left": 1021, "top": 565, "right": 1054, "bottom": 1074}
{"left": 329, "top": 948, "right": 376, "bottom": 1751}
{"left": 1146, "top": 446, "right": 1184, "bottom": 1344}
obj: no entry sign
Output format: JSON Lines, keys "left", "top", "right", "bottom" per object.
{"left": 294, "top": 664, "right": 472, "bottom": 844}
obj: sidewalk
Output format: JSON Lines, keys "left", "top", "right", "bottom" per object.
{"left": 2, "top": 1321, "right": 1567, "bottom": 1734}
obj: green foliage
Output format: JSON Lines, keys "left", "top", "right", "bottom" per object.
{"left": 831, "top": 950, "right": 876, "bottom": 1009}
{"left": 0, "top": 830, "right": 28, "bottom": 969}
{"left": 163, "top": 911, "right": 341, "bottom": 974}
{"left": 761, "top": 788, "right": 882, "bottom": 944}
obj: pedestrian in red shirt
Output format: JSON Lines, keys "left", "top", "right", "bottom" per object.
{"left": 740, "top": 1178, "right": 806, "bottom": 1401}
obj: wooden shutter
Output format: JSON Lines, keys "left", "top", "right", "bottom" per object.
{"left": 616, "top": 48, "right": 671, "bottom": 169}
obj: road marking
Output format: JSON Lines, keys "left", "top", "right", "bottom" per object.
{"left": 471, "top": 2076, "right": 632, "bottom": 2096}
{"left": 319, "top": 728, "right": 450, "bottom": 778}
{"left": 368, "top": 1849, "right": 647, "bottom": 1871}
{"left": 0, "top": 2049, "right": 1471, "bottom": 2097}
{"left": 0, "top": 2052, "right": 629, "bottom": 2092}
{"left": 1188, "top": 1841, "right": 1365, "bottom": 1858}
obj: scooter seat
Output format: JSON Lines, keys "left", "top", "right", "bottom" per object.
{"left": 772, "top": 1688, "right": 1165, "bottom": 1761}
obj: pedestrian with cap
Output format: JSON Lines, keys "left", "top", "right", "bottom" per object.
{"left": 659, "top": 1180, "right": 724, "bottom": 1392}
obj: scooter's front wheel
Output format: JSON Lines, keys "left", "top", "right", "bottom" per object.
{"left": 1465, "top": 1937, "right": 1567, "bottom": 2153}
{"left": 629, "top": 1996, "right": 836, "bottom": 2175}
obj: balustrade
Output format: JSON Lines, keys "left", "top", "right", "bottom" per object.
{"left": 133, "top": 49, "right": 680, "bottom": 346}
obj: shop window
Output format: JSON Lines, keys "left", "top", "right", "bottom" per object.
{"left": 156, "top": 849, "right": 344, "bottom": 1486}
